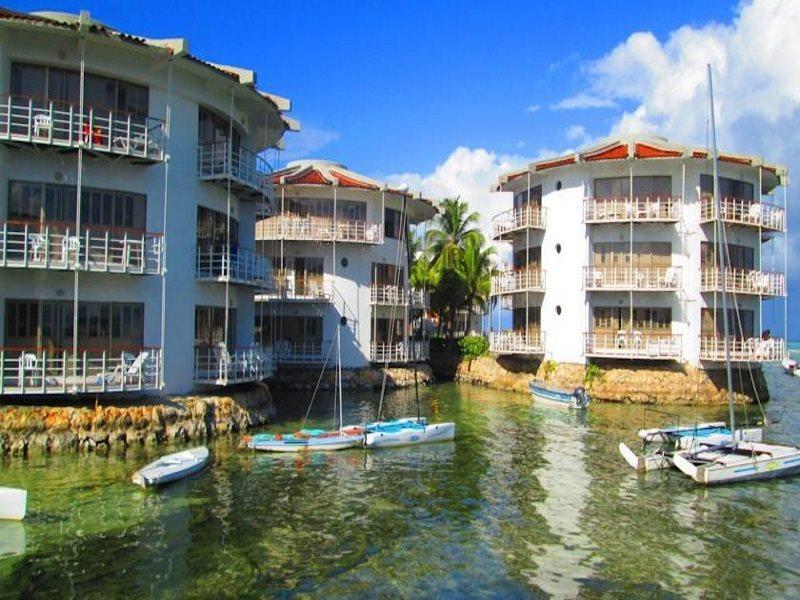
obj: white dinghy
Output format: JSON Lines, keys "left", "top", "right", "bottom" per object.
{"left": 131, "top": 446, "right": 209, "bottom": 488}
{"left": 0, "top": 487, "right": 27, "bottom": 520}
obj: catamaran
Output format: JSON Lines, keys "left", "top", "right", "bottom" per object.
{"left": 669, "top": 65, "right": 800, "bottom": 485}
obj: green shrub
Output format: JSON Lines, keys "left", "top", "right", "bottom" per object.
{"left": 585, "top": 363, "right": 603, "bottom": 386}
{"left": 459, "top": 335, "right": 489, "bottom": 360}
{"left": 543, "top": 360, "right": 558, "bottom": 377}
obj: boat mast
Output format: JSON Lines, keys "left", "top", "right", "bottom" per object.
{"left": 402, "top": 192, "right": 421, "bottom": 422}
{"left": 708, "top": 64, "right": 736, "bottom": 442}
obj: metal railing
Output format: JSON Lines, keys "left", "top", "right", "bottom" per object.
{"left": 700, "top": 197, "right": 786, "bottom": 232}
{"left": 584, "top": 332, "right": 682, "bottom": 360}
{"left": 197, "top": 141, "right": 274, "bottom": 200}
{"left": 0, "top": 94, "right": 165, "bottom": 161}
{"left": 488, "top": 330, "right": 545, "bottom": 354}
{"left": 583, "top": 265, "right": 681, "bottom": 291}
{"left": 369, "top": 285, "right": 429, "bottom": 308}
{"left": 490, "top": 205, "right": 546, "bottom": 239}
{"left": 196, "top": 246, "right": 272, "bottom": 288}
{"left": 259, "top": 276, "right": 330, "bottom": 301}
{"left": 700, "top": 267, "right": 785, "bottom": 296}
{"left": 0, "top": 347, "right": 161, "bottom": 395}
{"left": 273, "top": 341, "right": 328, "bottom": 364}
{"left": 490, "top": 268, "right": 545, "bottom": 295}
{"left": 699, "top": 336, "right": 784, "bottom": 362}
{"left": 0, "top": 221, "right": 163, "bottom": 274}
{"left": 584, "top": 196, "right": 681, "bottom": 223}
{"left": 370, "top": 340, "right": 430, "bottom": 363}
{"left": 256, "top": 215, "right": 384, "bottom": 244}
{"left": 193, "top": 345, "right": 274, "bottom": 385}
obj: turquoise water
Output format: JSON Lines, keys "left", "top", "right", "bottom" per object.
{"left": 1, "top": 366, "right": 800, "bottom": 598}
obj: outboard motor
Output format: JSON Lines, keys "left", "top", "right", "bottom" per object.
{"left": 571, "top": 386, "right": 591, "bottom": 409}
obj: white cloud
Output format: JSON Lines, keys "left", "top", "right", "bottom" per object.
{"left": 550, "top": 93, "right": 618, "bottom": 110}
{"left": 280, "top": 126, "right": 340, "bottom": 161}
{"left": 526, "top": 104, "right": 541, "bottom": 114}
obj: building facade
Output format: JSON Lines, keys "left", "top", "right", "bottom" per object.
{"left": 0, "top": 8, "right": 296, "bottom": 396}
{"left": 490, "top": 135, "right": 788, "bottom": 367}
{"left": 256, "top": 159, "right": 436, "bottom": 368}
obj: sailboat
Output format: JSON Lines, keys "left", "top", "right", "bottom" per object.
{"left": 247, "top": 317, "right": 364, "bottom": 452}
{"left": 363, "top": 186, "right": 455, "bottom": 448}
{"left": 670, "top": 65, "right": 800, "bottom": 484}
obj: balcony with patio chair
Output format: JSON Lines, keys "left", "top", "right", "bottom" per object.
{"left": 370, "top": 340, "right": 430, "bottom": 363}
{"left": 584, "top": 332, "right": 682, "bottom": 360}
{"left": 700, "top": 267, "right": 785, "bottom": 297}
{"left": 700, "top": 197, "right": 786, "bottom": 233}
{"left": 584, "top": 196, "right": 682, "bottom": 224}
{"left": 490, "top": 268, "right": 545, "bottom": 295}
{"left": 193, "top": 344, "right": 274, "bottom": 385}
{"left": 195, "top": 246, "right": 272, "bottom": 288}
{"left": 258, "top": 275, "right": 331, "bottom": 302}
{"left": 196, "top": 141, "right": 274, "bottom": 202}
{"left": 583, "top": 266, "right": 682, "bottom": 292}
{"left": 256, "top": 214, "right": 384, "bottom": 244}
{"left": 488, "top": 330, "right": 545, "bottom": 355}
{"left": 0, "top": 95, "right": 165, "bottom": 163}
{"left": 699, "top": 336, "right": 784, "bottom": 363}
{"left": 0, "top": 221, "right": 164, "bottom": 275}
{"left": 490, "top": 205, "right": 546, "bottom": 240}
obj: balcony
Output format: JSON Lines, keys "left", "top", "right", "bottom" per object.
{"left": 370, "top": 285, "right": 430, "bottom": 309}
{"left": 584, "top": 196, "right": 681, "bottom": 224}
{"left": 699, "top": 337, "right": 784, "bottom": 363}
{"left": 584, "top": 332, "right": 682, "bottom": 360}
{"left": 700, "top": 268, "right": 785, "bottom": 297}
{"left": 196, "top": 246, "right": 271, "bottom": 288}
{"left": 584, "top": 266, "right": 681, "bottom": 292}
{"left": 370, "top": 340, "right": 430, "bottom": 363}
{"left": 488, "top": 330, "right": 545, "bottom": 355}
{"left": 0, "top": 347, "right": 161, "bottom": 395}
{"left": 700, "top": 197, "right": 785, "bottom": 233}
{"left": 258, "top": 276, "right": 331, "bottom": 302}
{"left": 0, "top": 95, "right": 165, "bottom": 163}
{"left": 193, "top": 345, "right": 274, "bottom": 386}
{"left": 197, "top": 141, "right": 274, "bottom": 202}
{"left": 274, "top": 341, "right": 328, "bottom": 365}
{"left": 256, "top": 215, "right": 384, "bottom": 244}
{"left": 490, "top": 268, "right": 545, "bottom": 295}
{"left": 491, "top": 206, "right": 545, "bottom": 240}
{"left": 0, "top": 221, "right": 163, "bottom": 275}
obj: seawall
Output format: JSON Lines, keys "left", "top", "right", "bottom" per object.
{"left": 270, "top": 365, "right": 433, "bottom": 391}
{"left": 0, "top": 384, "right": 276, "bottom": 456}
{"left": 433, "top": 352, "right": 769, "bottom": 405}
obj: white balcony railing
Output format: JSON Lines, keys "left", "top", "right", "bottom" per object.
{"left": 258, "top": 277, "right": 331, "bottom": 302}
{"left": 193, "top": 345, "right": 274, "bottom": 385}
{"left": 584, "top": 266, "right": 681, "bottom": 291}
{"left": 700, "top": 197, "right": 786, "bottom": 232}
{"left": 197, "top": 141, "right": 274, "bottom": 201}
{"left": 584, "top": 196, "right": 681, "bottom": 223}
{"left": 273, "top": 341, "right": 328, "bottom": 364}
{"left": 0, "top": 221, "right": 163, "bottom": 275}
{"left": 490, "top": 268, "right": 545, "bottom": 295}
{"left": 699, "top": 337, "right": 784, "bottom": 362}
{"left": 411, "top": 289, "right": 430, "bottom": 310}
{"left": 0, "top": 95, "right": 165, "bottom": 161}
{"left": 196, "top": 246, "right": 271, "bottom": 288}
{"left": 370, "top": 341, "right": 430, "bottom": 363}
{"left": 256, "top": 215, "right": 384, "bottom": 244}
{"left": 491, "top": 205, "right": 546, "bottom": 239}
{"left": 488, "top": 330, "right": 545, "bottom": 355}
{"left": 0, "top": 347, "right": 162, "bottom": 395}
{"left": 700, "top": 267, "right": 785, "bottom": 297}
{"left": 584, "top": 332, "right": 682, "bottom": 360}
{"left": 369, "top": 285, "right": 429, "bottom": 308}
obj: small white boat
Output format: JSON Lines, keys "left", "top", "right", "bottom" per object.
{"left": 364, "top": 418, "right": 455, "bottom": 448}
{"left": 781, "top": 357, "right": 800, "bottom": 377}
{"left": 529, "top": 382, "right": 590, "bottom": 409}
{"left": 0, "top": 487, "right": 27, "bottom": 520}
{"left": 247, "top": 426, "right": 364, "bottom": 452}
{"left": 131, "top": 446, "right": 209, "bottom": 488}
{"left": 672, "top": 442, "right": 800, "bottom": 485}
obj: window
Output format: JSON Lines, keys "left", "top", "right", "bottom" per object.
{"left": 260, "top": 315, "right": 322, "bottom": 346}
{"left": 11, "top": 62, "right": 148, "bottom": 116}
{"left": 513, "top": 246, "right": 541, "bottom": 270}
{"left": 372, "top": 263, "right": 405, "bottom": 285}
{"left": 512, "top": 306, "right": 541, "bottom": 333}
{"left": 198, "top": 106, "right": 241, "bottom": 148}
{"left": 197, "top": 206, "right": 239, "bottom": 248}
{"left": 701, "top": 242, "right": 754, "bottom": 270}
{"left": 384, "top": 207, "right": 403, "bottom": 239}
{"left": 700, "top": 174, "right": 754, "bottom": 201}
{"left": 701, "top": 308, "right": 754, "bottom": 339}
{"left": 592, "top": 242, "right": 671, "bottom": 267}
{"left": 513, "top": 186, "right": 542, "bottom": 211}
{"left": 339, "top": 200, "right": 366, "bottom": 221}
{"left": 194, "top": 306, "right": 237, "bottom": 349}
{"left": 593, "top": 306, "right": 671, "bottom": 334}
{"left": 372, "top": 317, "right": 405, "bottom": 343}
{"left": 594, "top": 176, "right": 671, "bottom": 198}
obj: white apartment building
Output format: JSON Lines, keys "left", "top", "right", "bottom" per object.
{"left": 0, "top": 8, "right": 297, "bottom": 396}
{"left": 490, "top": 134, "right": 788, "bottom": 367}
{"left": 255, "top": 159, "right": 437, "bottom": 368}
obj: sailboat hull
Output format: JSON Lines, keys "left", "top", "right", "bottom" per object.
{"left": 672, "top": 443, "right": 800, "bottom": 485}
{"left": 365, "top": 422, "right": 455, "bottom": 448}
{"left": 249, "top": 432, "right": 363, "bottom": 452}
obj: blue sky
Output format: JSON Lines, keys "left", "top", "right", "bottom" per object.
{"left": 8, "top": 0, "right": 799, "bottom": 337}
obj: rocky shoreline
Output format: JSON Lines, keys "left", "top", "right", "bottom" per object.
{"left": 270, "top": 364, "right": 433, "bottom": 390}
{"left": 438, "top": 353, "right": 769, "bottom": 405}
{"left": 0, "top": 384, "right": 276, "bottom": 456}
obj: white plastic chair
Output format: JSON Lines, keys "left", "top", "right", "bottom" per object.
{"left": 27, "top": 233, "right": 44, "bottom": 262}
{"left": 33, "top": 114, "right": 51, "bottom": 138}
{"left": 747, "top": 203, "right": 761, "bottom": 224}
{"left": 662, "top": 267, "right": 678, "bottom": 288}
{"left": 18, "top": 353, "right": 37, "bottom": 386}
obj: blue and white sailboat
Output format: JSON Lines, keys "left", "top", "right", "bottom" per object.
{"left": 529, "top": 381, "right": 591, "bottom": 409}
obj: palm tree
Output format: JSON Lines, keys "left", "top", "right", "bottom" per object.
{"left": 456, "top": 234, "right": 495, "bottom": 335}
{"left": 426, "top": 197, "right": 482, "bottom": 270}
